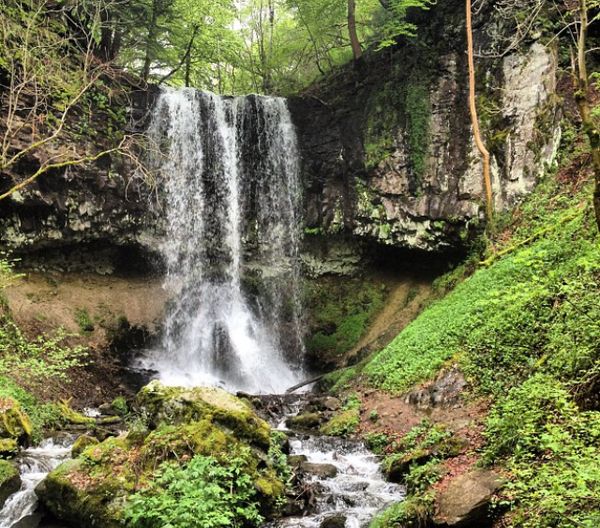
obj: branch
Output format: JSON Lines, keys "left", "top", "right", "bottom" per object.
{"left": 0, "top": 136, "right": 129, "bottom": 202}
{"left": 157, "top": 25, "right": 200, "bottom": 86}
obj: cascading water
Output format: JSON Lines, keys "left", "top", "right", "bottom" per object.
{"left": 0, "top": 437, "right": 73, "bottom": 528}
{"left": 139, "top": 88, "right": 305, "bottom": 394}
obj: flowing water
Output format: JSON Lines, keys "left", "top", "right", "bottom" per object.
{"left": 139, "top": 88, "right": 305, "bottom": 394}
{"left": 264, "top": 399, "right": 405, "bottom": 528}
{"left": 0, "top": 438, "right": 72, "bottom": 528}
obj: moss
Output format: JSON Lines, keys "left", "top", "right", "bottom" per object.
{"left": 0, "top": 397, "right": 33, "bottom": 442}
{"left": 58, "top": 400, "right": 94, "bottom": 425}
{"left": 111, "top": 396, "right": 128, "bottom": 416}
{"left": 305, "top": 276, "right": 387, "bottom": 366}
{"left": 137, "top": 381, "right": 271, "bottom": 448}
{"left": 71, "top": 435, "right": 99, "bottom": 458}
{"left": 0, "top": 459, "right": 20, "bottom": 508}
{"left": 285, "top": 413, "right": 322, "bottom": 430}
{"left": 0, "top": 438, "right": 18, "bottom": 457}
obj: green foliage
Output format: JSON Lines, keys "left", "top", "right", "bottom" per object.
{"left": 305, "top": 277, "right": 387, "bottom": 360}
{"left": 0, "top": 316, "right": 88, "bottom": 384}
{"left": 320, "top": 393, "right": 361, "bottom": 437}
{"left": 0, "top": 376, "right": 61, "bottom": 442}
{"left": 124, "top": 451, "right": 264, "bottom": 528}
{"left": 365, "top": 432, "right": 389, "bottom": 454}
{"left": 369, "top": 492, "right": 434, "bottom": 528}
{"left": 74, "top": 308, "right": 94, "bottom": 334}
{"left": 404, "top": 458, "right": 444, "bottom": 495}
{"left": 485, "top": 375, "right": 600, "bottom": 528}
{"left": 111, "top": 396, "right": 129, "bottom": 416}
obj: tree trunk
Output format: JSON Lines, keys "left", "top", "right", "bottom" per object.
{"left": 348, "top": 0, "right": 362, "bottom": 61}
{"left": 466, "top": 0, "right": 493, "bottom": 225}
{"left": 142, "top": 0, "right": 160, "bottom": 82}
{"left": 575, "top": 0, "right": 600, "bottom": 230}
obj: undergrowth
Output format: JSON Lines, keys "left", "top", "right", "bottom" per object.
{"left": 356, "top": 162, "right": 599, "bottom": 526}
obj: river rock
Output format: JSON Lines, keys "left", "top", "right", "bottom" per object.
{"left": 0, "top": 460, "right": 21, "bottom": 509}
{"left": 286, "top": 413, "right": 323, "bottom": 430}
{"left": 320, "top": 513, "right": 347, "bottom": 528}
{"left": 300, "top": 462, "right": 338, "bottom": 479}
{"left": 433, "top": 469, "right": 503, "bottom": 527}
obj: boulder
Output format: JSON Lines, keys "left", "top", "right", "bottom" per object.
{"left": 0, "top": 460, "right": 21, "bottom": 509}
{"left": 433, "top": 469, "right": 503, "bottom": 527}
{"left": 137, "top": 381, "right": 271, "bottom": 448}
{"left": 37, "top": 383, "right": 287, "bottom": 527}
{"left": 71, "top": 434, "right": 99, "bottom": 458}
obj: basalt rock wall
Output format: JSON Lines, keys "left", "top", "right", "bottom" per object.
{"left": 289, "top": 0, "right": 560, "bottom": 255}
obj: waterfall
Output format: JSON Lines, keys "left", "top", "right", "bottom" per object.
{"left": 140, "top": 88, "right": 305, "bottom": 394}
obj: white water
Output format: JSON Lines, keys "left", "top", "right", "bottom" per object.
{"left": 0, "top": 438, "right": 72, "bottom": 528}
{"left": 267, "top": 435, "right": 405, "bottom": 528}
{"left": 139, "top": 88, "right": 305, "bottom": 394}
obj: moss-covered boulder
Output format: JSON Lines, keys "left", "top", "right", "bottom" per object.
{"left": 71, "top": 434, "right": 99, "bottom": 458}
{"left": 37, "top": 383, "right": 287, "bottom": 527}
{"left": 0, "top": 397, "right": 32, "bottom": 446}
{"left": 0, "top": 460, "right": 20, "bottom": 509}
{"left": 0, "top": 438, "right": 18, "bottom": 458}
{"left": 137, "top": 381, "right": 271, "bottom": 448}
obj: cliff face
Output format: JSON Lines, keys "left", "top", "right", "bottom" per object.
{"left": 289, "top": 0, "right": 560, "bottom": 253}
{"left": 0, "top": 0, "right": 560, "bottom": 270}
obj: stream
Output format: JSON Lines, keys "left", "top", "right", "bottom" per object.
{"left": 0, "top": 437, "right": 72, "bottom": 528}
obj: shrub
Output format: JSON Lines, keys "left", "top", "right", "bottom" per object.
{"left": 124, "top": 452, "right": 264, "bottom": 528}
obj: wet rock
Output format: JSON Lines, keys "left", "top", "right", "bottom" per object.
{"left": 300, "top": 462, "right": 338, "bottom": 479}
{"left": 286, "top": 413, "right": 323, "bottom": 430}
{"left": 320, "top": 513, "right": 347, "bottom": 528}
{"left": 288, "top": 454, "right": 308, "bottom": 466}
{"left": 0, "top": 460, "right": 21, "bottom": 509}
{"left": 433, "top": 469, "right": 503, "bottom": 527}
{"left": 384, "top": 450, "right": 432, "bottom": 483}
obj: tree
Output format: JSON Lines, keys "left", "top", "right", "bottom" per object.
{"left": 572, "top": 0, "right": 600, "bottom": 230}
{"left": 0, "top": 1, "right": 144, "bottom": 202}
{"left": 348, "top": 0, "right": 363, "bottom": 60}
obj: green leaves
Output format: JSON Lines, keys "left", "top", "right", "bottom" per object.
{"left": 124, "top": 453, "right": 264, "bottom": 528}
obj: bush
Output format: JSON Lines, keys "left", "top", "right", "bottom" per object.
{"left": 124, "top": 452, "right": 264, "bottom": 528}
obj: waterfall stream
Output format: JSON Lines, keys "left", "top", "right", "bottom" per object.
{"left": 0, "top": 438, "right": 72, "bottom": 528}
{"left": 138, "top": 88, "right": 305, "bottom": 394}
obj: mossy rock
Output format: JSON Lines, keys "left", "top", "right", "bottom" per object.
{"left": 384, "top": 449, "right": 433, "bottom": 483}
{"left": 39, "top": 384, "right": 286, "bottom": 527}
{"left": 286, "top": 412, "right": 323, "bottom": 430}
{"left": 0, "top": 459, "right": 20, "bottom": 508}
{"left": 0, "top": 397, "right": 32, "bottom": 444}
{"left": 36, "top": 458, "right": 124, "bottom": 528}
{"left": 320, "top": 408, "right": 360, "bottom": 437}
{"left": 71, "top": 435, "right": 99, "bottom": 458}
{"left": 137, "top": 381, "right": 271, "bottom": 448}
{"left": 0, "top": 438, "right": 18, "bottom": 458}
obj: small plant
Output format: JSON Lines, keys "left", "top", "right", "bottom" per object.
{"left": 111, "top": 396, "right": 129, "bottom": 416}
{"left": 368, "top": 409, "right": 379, "bottom": 422}
{"left": 124, "top": 452, "right": 264, "bottom": 528}
{"left": 74, "top": 308, "right": 94, "bottom": 333}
